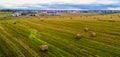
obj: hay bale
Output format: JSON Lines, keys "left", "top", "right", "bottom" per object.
{"left": 70, "top": 18, "right": 72, "bottom": 19}
{"left": 108, "top": 20, "right": 116, "bottom": 22}
{"left": 3, "top": 17, "right": 7, "bottom": 19}
{"left": 41, "top": 20, "right": 44, "bottom": 22}
{"left": 40, "top": 45, "right": 48, "bottom": 51}
{"left": 84, "top": 28, "right": 89, "bottom": 32}
{"left": 91, "top": 32, "right": 96, "bottom": 37}
{"left": 97, "top": 19, "right": 102, "bottom": 21}
{"left": 110, "top": 17, "right": 112, "bottom": 19}
{"left": 13, "top": 22, "right": 16, "bottom": 24}
{"left": 75, "top": 34, "right": 82, "bottom": 39}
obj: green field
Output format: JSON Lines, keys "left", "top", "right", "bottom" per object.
{"left": 0, "top": 12, "right": 120, "bottom": 57}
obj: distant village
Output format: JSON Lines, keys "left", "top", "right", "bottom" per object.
{"left": 12, "top": 11, "right": 59, "bottom": 17}
{"left": 1, "top": 9, "right": 120, "bottom": 17}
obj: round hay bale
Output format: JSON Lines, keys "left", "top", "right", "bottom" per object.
{"left": 109, "top": 20, "right": 116, "bottom": 22}
{"left": 91, "top": 32, "right": 96, "bottom": 37}
{"left": 70, "top": 18, "right": 72, "bottom": 19}
{"left": 13, "top": 22, "right": 16, "bottom": 24}
{"left": 40, "top": 45, "right": 48, "bottom": 51}
{"left": 84, "top": 28, "right": 89, "bottom": 32}
{"left": 75, "top": 34, "right": 82, "bottom": 39}
{"left": 97, "top": 18, "right": 102, "bottom": 21}
{"left": 3, "top": 17, "right": 7, "bottom": 19}
{"left": 41, "top": 20, "right": 44, "bottom": 22}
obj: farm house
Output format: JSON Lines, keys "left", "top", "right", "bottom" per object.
{"left": 12, "top": 12, "right": 19, "bottom": 17}
{"left": 43, "top": 11, "right": 59, "bottom": 16}
{"left": 53, "top": 11, "right": 59, "bottom": 16}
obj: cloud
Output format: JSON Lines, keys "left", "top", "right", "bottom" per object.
{"left": 0, "top": 0, "right": 119, "bottom": 5}
{"left": 107, "top": 7, "right": 120, "bottom": 10}
{"left": 0, "top": 0, "right": 120, "bottom": 10}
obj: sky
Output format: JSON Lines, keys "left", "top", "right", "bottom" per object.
{"left": 0, "top": 0, "right": 120, "bottom": 10}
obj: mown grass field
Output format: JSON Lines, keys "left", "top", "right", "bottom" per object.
{"left": 0, "top": 12, "right": 120, "bottom": 57}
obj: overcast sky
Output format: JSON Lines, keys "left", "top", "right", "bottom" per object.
{"left": 0, "top": 0, "right": 120, "bottom": 10}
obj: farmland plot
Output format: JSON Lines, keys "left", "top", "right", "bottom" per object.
{"left": 0, "top": 12, "right": 120, "bottom": 57}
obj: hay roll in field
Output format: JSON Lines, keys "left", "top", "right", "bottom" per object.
{"left": 41, "top": 20, "right": 44, "bottom": 22}
{"left": 40, "top": 45, "right": 48, "bottom": 51}
{"left": 75, "top": 34, "right": 82, "bottom": 39}
{"left": 13, "top": 22, "right": 16, "bottom": 24}
{"left": 84, "top": 28, "right": 89, "bottom": 32}
{"left": 91, "top": 32, "right": 97, "bottom": 37}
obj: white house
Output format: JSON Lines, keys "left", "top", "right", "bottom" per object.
{"left": 12, "top": 12, "right": 19, "bottom": 17}
{"left": 53, "top": 11, "right": 59, "bottom": 16}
